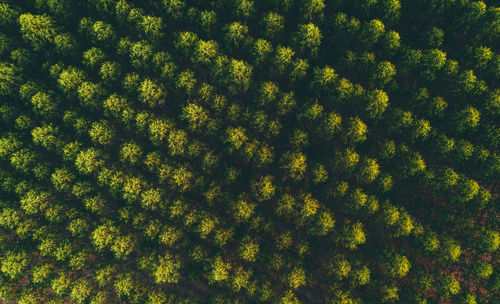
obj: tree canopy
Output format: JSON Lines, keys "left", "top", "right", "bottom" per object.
{"left": 0, "top": 1, "right": 498, "bottom": 304}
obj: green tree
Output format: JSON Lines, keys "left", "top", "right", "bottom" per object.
{"left": 120, "top": 141, "right": 143, "bottom": 165}
{"left": 210, "top": 256, "right": 231, "bottom": 283}
{"left": 1, "top": 251, "right": 28, "bottom": 279}
{"left": 51, "top": 168, "right": 75, "bottom": 192}
{"left": 282, "top": 152, "right": 307, "bottom": 181}
{"left": 296, "top": 23, "right": 322, "bottom": 56}
{"left": 75, "top": 148, "right": 104, "bottom": 175}
{"left": 225, "top": 22, "right": 248, "bottom": 46}
{"left": 78, "top": 81, "right": 105, "bottom": 109}
{"left": 475, "top": 229, "right": 499, "bottom": 253}
{"left": 140, "top": 15, "right": 163, "bottom": 38}
{"left": 0, "top": 3, "right": 19, "bottom": 27}
{"left": 455, "top": 106, "right": 480, "bottom": 131}
{"left": 263, "top": 12, "right": 284, "bottom": 38}
{"left": 89, "top": 120, "right": 115, "bottom": 145}
{"left": 253, "top": 175, "right": 276, "bottom": 201}
{"left": 239, "top": 238, "right": 259, "bottom": 262}
{"left": 361, "top": 19, "right": 385, "bottom": 45}
{"left": 288, "top": 267, "right": 306, "bottom": 290}
{"left": 357, "top": 158, "right": 380, "bottom": 183}
{"left": 19, "top": 13, "right": 58, "bottom": 49}
{"left": 342, "top": 222, "right": 366, "bottom": 250}
{"left": 70, "top": 280, "right": 92, "bottom": 304}
{"left": 302, "top": 0, "right": 325, "bottom": 20}
{"left": 99, "top": 61, "right": 122, "bottom": 82}
{"left": 31, "top": 91, "right": 57, "bottom": 117}
{"left": 0, "top": 62, "right": 20, "bottom": 96}
{"left": 439, "top": 274, "right": 460, "bottom": 297}
{"left": 58, "top": 67, "right": 86, "bottom": 93}
{"left": 366, "top": 89, "right": 389, "bottom": 118}
{"left": 228, "top": 59, "right": 253, "bottom": 93}
{"left": 83, "top": 47, "right": 106, "bottom": 68}
{"left": 345, "top": 117, "right": 368, "bottom": 143}
{"left": 31, "top": 124, "right": 61, "bottom": 150}
{"left": 385, "top": 253, "right": 410, "bottom": 278}
{"left": 139, "top": 78, "right": 166, "bottom": 107}
{"left": 253, "top": 39, "right": 273, "bottom": 65}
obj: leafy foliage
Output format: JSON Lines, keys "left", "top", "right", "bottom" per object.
{"left": 0, "top": 1, "right": 497, "bottom": 303}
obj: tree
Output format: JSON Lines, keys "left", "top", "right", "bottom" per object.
{"left": 139, "top": 78, "right": 166, "bottom": 107}
{"left": 253, "top": 39, "right": 273, "bottom": 65}
{"left": 75, "top": 148, "right": 104, "bottom": 175}
{"left": 357, "top": 158, "right": 380, "bottom": 183}
{"left": 361, "top": 19, "right": 385, "bottom": 45}
{"left": 99, "top": 61, "right": 122, "bottom": 82}
{"left": 302, "top": 0, "right": 325, "bottom": 21}
{"left": 111, "top": 235, "right": 135, "bottom": 259}
{"left": 296, "top": 23, "right": 322, "bottom": 56}
{"left": 19, "top": 13, "right": 58, "bottom": 49}
{"left": 120, "top": 141, "right": 143, "bottom": 165}
{"left": 345, "top": 117, "right": 368, "bottom": 143}
{"left": 89, "top": 20, "right": 115, "bottom": 43}
{"left": 475, "top": 229, "right": 499, "bottom": 253}
{"left": 233, "top": 199, "right": 255, "bottom": 223}
{"left": 170, "top": 167, "right": 192, "bottom": 192}
{"left": 239, "top": 238, "right": 259, "bottom": 262}
{"left": 200, "top": 10, "right": 217, "bottom": 33}
{"left": 253, "top": 175, "right": 275, "bottom": 201}
{"left": 159, "top": 225, "right": 182, "bottom": 246}
{"left": 58, "top": 67, "right": 86, "bottom": 93}
{"left": 70, "top": 280, "right": 92, "bottom": 304}
{"left": 439, "top": 274, "right": 460, "bottom": 297}
{"left": 226, "top": 126, "right": 248, "bottom": 151}
{"left": 455, "top": 106, "right": 480, "bottom": 131}
{"left": 78, "top": 81, "right": 105, "bottom": 109}
{"left": 31, "top": 124, "right": 61, "bottom": 150}
{"left": 182, "top": 103, "right": 209, "bottom": 132}
{"left": 89, "top": 120, "right": 115, "bottom": 145}
{"left": 441, "top": 237, "right": 461, "bottom": 262}
{"left": 312, "top": 65, "right": 337, "bottom": 89}
{"left": 263, "top": 12, "right": 284, "bottom": 38}
{"left": 228, "top": 59, "right": 253, "bottom": 93}
{"left": 385, "top": 253, "right": 410, "bottom": 278}
{"left": 140, "top": 15, "right": 163, "bottom": 38}
{"left": 231, "top": 266, "right": 252, "bottom": 293}
{"left": 51, "top": 168, "right": 75, "bottom": 192}
{"left": 351, "top": 265, "right": 370, "bottom": 286}
{"left": 0, "top": 3, "right": 19, "bottom": 27}
{"left": 225, "top": 22, "right": 248, "bottom": 46}
{"left": 329, "top": 255, "right": 351, "bottom": 279}
{"left": 0, "top": 62, "right": 20, "bottom": 96}
{"left": 1, "top": 251, "right": 28, "bottom": 279}
{"left": 162, "top": 0, "right": 185, "bottom": 18}
{"left": 194, "top": 39, "right": 218, "bottom": 64}
{"left": 176, "top": 69, "right": 197, "bottom": 96}
{"left": 373, "top": 62, "right": 396, "bottom": 85}
{"left": 282, "top": 152, "right": 307, "bottom": 181}
{"left": 130, "top": 40, "right": 154, "bottom": 68}
{"left": 342, "top": 222, "right": 366, "bottom": 250}
{"left": 288, "top": 267, "right": 306, "bottom": 290}
{"left": 380, "top": 285, "right": 398, "bottom": 303}
{"left": 83, "top": 47, "right": 106, "bottom": 67}
{"left": 275, "top": 46, "right": 295, "bottom": 74}
{"left": 210, "top": 256, "right": 231, "bottom": 283}
{"left": 422, "top": 49, "right": 447, "bottom": 71}
{"left": 301, "top": 193, "right": 320, "bottom": 219}
{"left": 10, "top": 148, "right": 36, "bottom": 173}
{"left": 31, "top": 91, "right": 57, "bottom": 117}
{"left": 473, "top": 261, "right": 493, "bottom": 279}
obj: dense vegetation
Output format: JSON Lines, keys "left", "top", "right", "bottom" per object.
{"left": 0, "top": 0, "right": 498, "bottom": 303}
